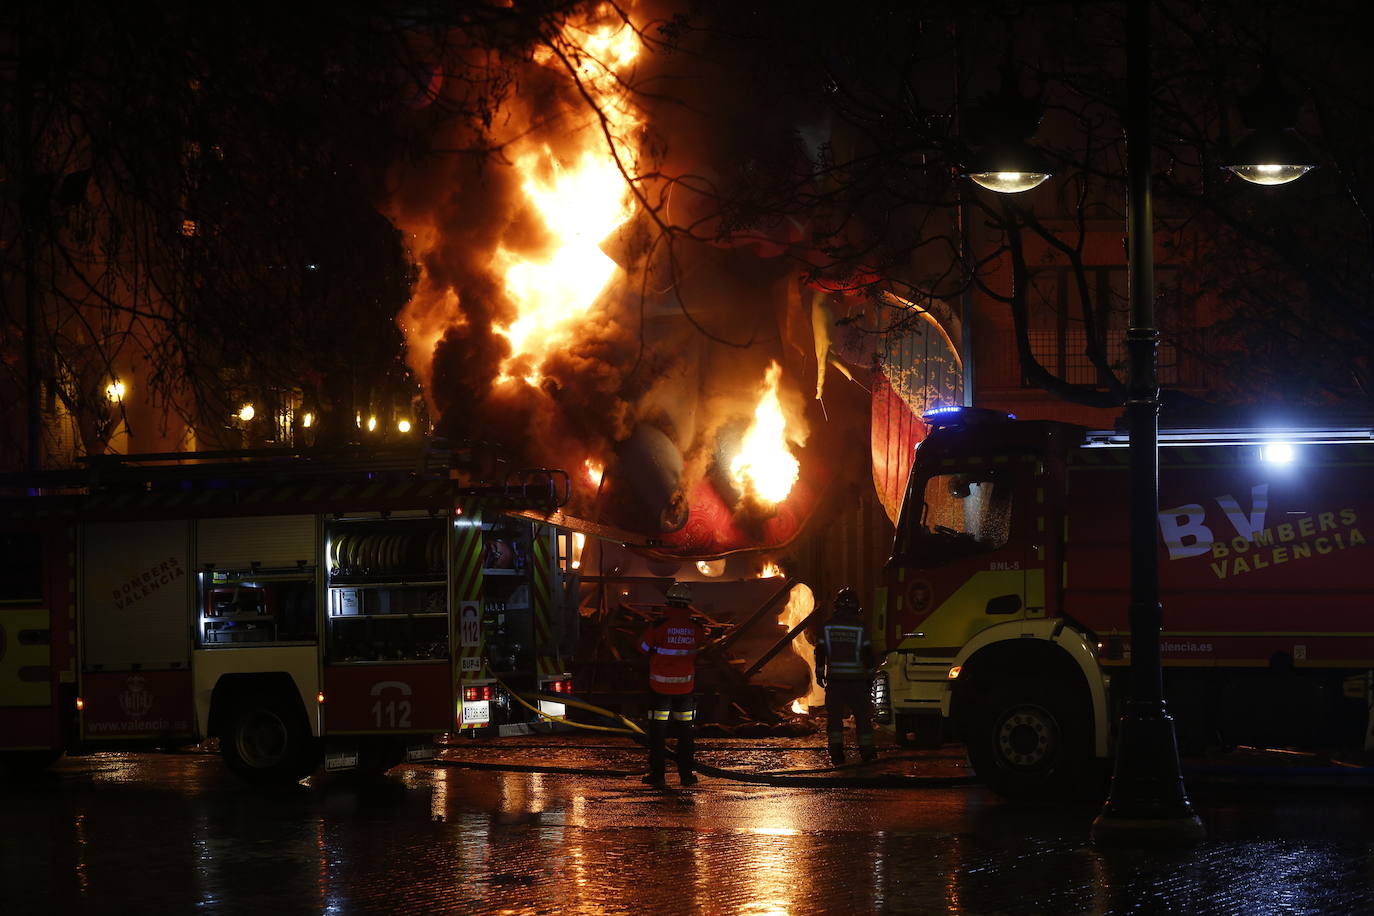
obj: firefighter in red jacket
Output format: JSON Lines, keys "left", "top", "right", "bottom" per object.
{"left": 816, "top": 586, "right": 878, "bottom": 765}
{"left": 638, "top": 580, "right": 706, "bottom": 787}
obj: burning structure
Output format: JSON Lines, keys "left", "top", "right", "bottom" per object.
{"left": 387, "top": 6, "right": 960, "bottom": 543}
{"left": 376, "top": 7, "right": 956, "bottom": 725}
{"left": 390, "top": 10, "right": 813, "bottom": 548}
{"left": 382, "top": 4, "right": 961, "bottom": 720}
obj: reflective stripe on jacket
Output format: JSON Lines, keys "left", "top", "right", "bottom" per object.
{"left": 639, "top": 613, "right": 705, "bottom": 695}
{"left": 819, "top": 621, "right": 872, "bottom": 679}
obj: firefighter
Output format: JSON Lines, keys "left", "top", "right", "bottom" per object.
{"left": 815, "top": 586, "right": 877, "bottom": 765}
{"left": 637, "top": 580, "right": 706, "bottom": 787}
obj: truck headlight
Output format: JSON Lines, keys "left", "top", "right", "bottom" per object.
{"left": 871, "top": 671, "right": 892, "bottom": 724}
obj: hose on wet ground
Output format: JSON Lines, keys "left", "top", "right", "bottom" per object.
{"left": 429, "top": 684, "right": 978, "bottom": 789}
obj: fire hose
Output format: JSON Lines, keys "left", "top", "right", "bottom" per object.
{"left": 428, "top": 682, "right": 978, "bottom": 789}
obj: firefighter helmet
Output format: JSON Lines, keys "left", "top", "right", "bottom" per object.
{"left": 833, "top": 586, "right": 861, "bottom": 614}
{"left": 665, "top": 581, "right": 692, "bottom": 606}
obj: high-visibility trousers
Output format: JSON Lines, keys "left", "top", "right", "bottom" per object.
{"left": 647, "top": 692, "right": 697, "bottom": 778}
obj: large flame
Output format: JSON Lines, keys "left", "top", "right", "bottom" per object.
{"left": 583, "top": 457, "right": 605, "bottom": 488}
{"left": 778, "top": 581, "right": 825, "bottom": 712}
{"left": 730, "top": 361, "right": 801, "bottom": 505}
{"left": 495, "top": 150, "right": 635, "bottom": 379}
{"left": 495, "top": 19, "right": 642, "bottom": 384}
{"left": 764, "top": 563, "right": 824, "bottom": 712}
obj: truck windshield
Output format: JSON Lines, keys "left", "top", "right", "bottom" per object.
{"left": 891, "top": 470, "right": 1011, "bottom": 567}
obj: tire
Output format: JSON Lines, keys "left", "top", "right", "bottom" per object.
{"left": 220, "top": 692, "right": 320, "bottom": 786}
{"left": 966, "top": 679, "right": 1087, "bottom": 798}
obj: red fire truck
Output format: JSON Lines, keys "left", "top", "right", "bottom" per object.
{"left": 0, "top": 445, "right": 578, "bottom": 784}
{"left": 874, "top": 406, "right": 1374, "bottom": 796}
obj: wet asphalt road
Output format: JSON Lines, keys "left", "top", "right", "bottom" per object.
{"left": 4, "top": 737, "right": 1374, "bottom": 915}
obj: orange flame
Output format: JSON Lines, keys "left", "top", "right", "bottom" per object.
{"left": 495, "top": 18, "right": 643, "bottom": 384}
{"left": 779, "top": 582, "right": 825, "bottom": 712}
{"left": 495, "top": 151, "right": 635, "bottom": 382}
{"left": 730, "top": 361, "right": 801, "bottom": 505}
{"left": 583, "top": 457, "right": 605, "bottom": 488}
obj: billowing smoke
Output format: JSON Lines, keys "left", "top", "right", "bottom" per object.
{"left": 385, "top": 3, "right": 856, "bottom": 548}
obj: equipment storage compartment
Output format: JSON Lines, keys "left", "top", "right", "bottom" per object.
{"left": 325, "top": 514, "right": 449, "bottom": 663}
{"left": 480, "top": 519, "right": 536, "bottom": 676}
{"left": 199, "top": 570, "right": 318, "bottom": 645}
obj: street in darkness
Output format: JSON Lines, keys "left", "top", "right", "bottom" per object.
{"left": 5, "top": 738, "right": 1374, "bottom": 915}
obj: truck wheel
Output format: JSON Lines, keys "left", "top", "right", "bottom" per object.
{"left": 966, "top": 679, "right": 1085, "bottom": 798}
{"left": 220, "top": 692, "right": 319, "bottom": 786}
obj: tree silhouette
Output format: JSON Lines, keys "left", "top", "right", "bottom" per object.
{"left": 5, "top": 0, "right": 1369, "bottom": 476}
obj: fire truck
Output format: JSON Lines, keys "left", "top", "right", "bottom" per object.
{"left": 874, "top": 406, "right": 1374, "bottom": 796}
{"left": 0, "top": 445, "right": 578, "bottom": 784}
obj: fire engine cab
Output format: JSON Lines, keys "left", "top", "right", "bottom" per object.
{"left": 0, "top": 445, "right": 577, "bottom": 784}
{"left": 875, "top": 406, "right": 1374, "bottom": 797}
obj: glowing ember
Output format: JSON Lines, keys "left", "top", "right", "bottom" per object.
{"left": 730, "top": 362, "right": 801, "bottom": 505}
{"left": 780, "top": 583, "right": 825, "bottom": 711}
{"left": 570, "top": 532, "right": 586, "bottom": 570}
{"left": 695, "top": 559, "right": 725, "bottom": 578}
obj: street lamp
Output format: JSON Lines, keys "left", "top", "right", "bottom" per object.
{"left": 1223, "top": 61, "right": 1318, "bottom": 186}
{"left": 1086, "top": 0, "right": 1205, "bottom": 846}
{"left": 964, "top": 141, "right": 1054, "bottom": 193}
{"left": 1224, "top": 128, "right": 1315, "bottom": 186}
{"left": 962, "top": 65, "right": 1055, "bottom": 193}
{"left": 967, "top": 0, "right": 1312, "bottom": 845}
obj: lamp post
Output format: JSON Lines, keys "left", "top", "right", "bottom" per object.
{"left": 1088, "top": 0, "right": 1204, "bottom": 845}
{"left": 964, "top": 0, "right": 1313, "bottom": 844}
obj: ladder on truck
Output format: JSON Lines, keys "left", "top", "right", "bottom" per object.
{"left": 1, "top": 442, "right": 571, "bottom": 513}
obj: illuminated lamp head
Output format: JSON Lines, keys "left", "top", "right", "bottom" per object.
{"left": 963, "top": 142, "right": 1053, "bottom": 193}
{"left": 1224, "top": 127, "right": 1316, "bottom": 186}
{"left": 962, "top": 66, "right": 1053, "bottom": 194}
{"left": 1225, "top": 62, "right": 1316, "bottom": 186}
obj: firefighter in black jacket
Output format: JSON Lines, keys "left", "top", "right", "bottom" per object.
{"left": 815, "top": 586, "right": 877, "bottom": 765}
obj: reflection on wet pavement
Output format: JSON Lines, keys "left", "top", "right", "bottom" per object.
{"left": 4, "top": 739, "right": 1374, "bottom": 915}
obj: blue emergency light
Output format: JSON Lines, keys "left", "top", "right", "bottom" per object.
{"left": 922, "top": 406, "right": 1016, "bottom": 428}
